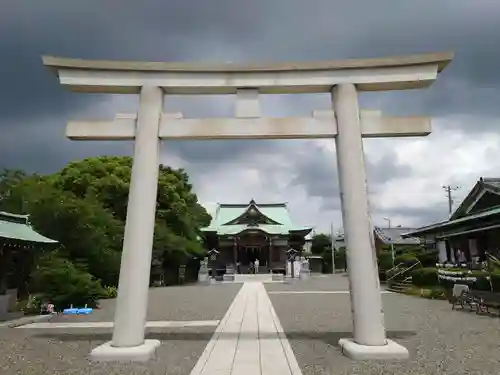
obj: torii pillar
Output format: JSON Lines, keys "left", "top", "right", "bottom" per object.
{"left": 42, "top": 52, "right": 452, "bottom": 362}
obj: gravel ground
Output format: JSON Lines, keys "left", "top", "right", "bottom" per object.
{"left": 268, "top": 276, "right": 500, "bottom": 375}
{"left": 0, "top": 283, "right": 241, "bottom": 375}
{"left": 266, "top": 273, "right": 353, "bottom": 292}
{"left": 50, "top": 283, "right": 242, "bottom": 323}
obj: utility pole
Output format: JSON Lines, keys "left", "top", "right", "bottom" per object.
{"left": 330, "top": 223, "right": 336, "bottom": 274}
{"left": 443, "top": 185, "right": 460, "bottom": 217}
{"left": 383, "top": 217, "right": 395, "bottom": 266}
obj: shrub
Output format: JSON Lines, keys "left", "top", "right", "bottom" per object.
{"left": 425, "top": 287, "right": 446, "bottom": 300}
{"left": 31, "top": 252, "right": 104, "bottom": 310}
{"left": 436, "top": 269, "right": 495, "bottom": 292}
{"left": 386, "top": 266, "right": 406, "bottom": 281}
{"left": 377, "top": 251, "right": 393, "bottom": 271}
{"left": 322, "top": 248, "right": 347, "bottom": 271}
{"left": 416, "top": 251, "right": 438, "bottom": 267}
{"left": 334, "top": 248, "right": 347, "bottom": 270}
{"left": 101, "top": 285, "right": 118, "bottom": 299}
{"left": 13, "top": 295, "right": 42, "bottom": 315}
{"left": 469, "top": 271, "right": 490, "bottom": 291}
{"left": 395, "top": 253, "right": 420, "bottom": 267}
{"left": 403, "top": 286, "right": 422, "bottom": 297}
{"left": 411, "top": 268, "right": 438, "bottom": 287}
{"left": 492, "top": 271, "right": 500, "bottom": 292}
{"left": 403, "top": 285, "right": 446, "bottom": 300}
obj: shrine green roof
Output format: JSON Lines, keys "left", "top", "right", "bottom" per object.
{"left": 0, "top": 211, "right": 58, "bottom": 244}
{"left": 201, "top": 201, "right": 312, "bottom": 236}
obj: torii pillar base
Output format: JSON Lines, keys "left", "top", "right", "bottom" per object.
{"left": 339, "top": 338, "right": 409, "bottom": 361}
{"left": 90, "top": 340, "right": 161, "bottom": 362}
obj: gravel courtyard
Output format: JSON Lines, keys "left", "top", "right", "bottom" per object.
{"left": 268, "top": 274, "right": 500, "bottom": 375}
{"left": 0, "top": 283, "right": 241, "bottom": 375}
{"left": 2, "top": 276, "right": 500, "bottom": 375}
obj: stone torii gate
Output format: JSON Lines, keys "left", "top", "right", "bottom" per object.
{"left": 43, "top": 52, "right": 452, "bottom": 362}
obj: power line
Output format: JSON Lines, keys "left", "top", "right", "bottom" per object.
{"left": 442, "top": 185, "right": 460, "bottom": 217}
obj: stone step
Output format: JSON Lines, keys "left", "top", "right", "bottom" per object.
{"left": 387, "top": 281, "right": 412, "bottom": 293}
{"left": 234, "top": 274, "right": 274, "bottom": 283}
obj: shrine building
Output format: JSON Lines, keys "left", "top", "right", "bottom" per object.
{"left": 200, "top": 200, "right": 312, "bottom": 274}
{"left": 0, "top": 211, "right": 58, "bottom": 319}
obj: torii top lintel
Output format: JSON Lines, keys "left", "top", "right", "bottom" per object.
{"left": 42, "top": 51, "right": 453, "bottom": 95}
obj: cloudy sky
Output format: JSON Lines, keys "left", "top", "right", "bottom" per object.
{"left": 1, "top": 0, "right": 500, "bottom": 234}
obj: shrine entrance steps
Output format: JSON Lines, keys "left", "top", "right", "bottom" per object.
{"left": 234, "top": 274, "right": 275, "bottom": 283}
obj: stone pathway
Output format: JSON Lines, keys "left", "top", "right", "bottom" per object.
{"left": 190, "top": 282, "right": 302, "bottom": 375}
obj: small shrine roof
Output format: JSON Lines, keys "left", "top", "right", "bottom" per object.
{"left": 0, "top": 211, "right": 58, "bottom": 244}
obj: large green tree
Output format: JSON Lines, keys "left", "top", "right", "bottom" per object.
{"left": 50, "top": 156, "right": 211, "bottom": 259}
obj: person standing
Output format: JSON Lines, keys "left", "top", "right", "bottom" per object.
{"left": 254, "top": 258, "right": 260, "bottom": 274}
{"left": 249, "top": 260, "right": 254, "bottom": 274}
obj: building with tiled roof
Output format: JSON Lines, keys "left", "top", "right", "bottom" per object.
{"left": 403, "top": 177, "right": 500, "bottom": 263}
{"left": 0, "top": 211, "right": 57, "bottom": 318}
{"left": 200, "top": 200, "right": 312, "bottom": 274}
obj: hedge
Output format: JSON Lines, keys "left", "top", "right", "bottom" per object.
{"left": 430, "top": 269, "right": 500, "bottom": 292}
{"left": 377, "top": 251, "right": 393, "bottom": 271}
{"left": 411, "top": 268, "right": 438, "bottom": 287}
{"left": 416, "top": 251, "right": 438, "bottom": 268}
{"left": 493, "top": 272, "right": 500, "bottom": 291}
{"left": 394, "top": 253, "right": 421, "bottom": 267}
{"left": 410, "top": 267, "right": 500, "bottom": 292}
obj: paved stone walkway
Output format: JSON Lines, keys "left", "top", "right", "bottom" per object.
{"left": 190, "top": 281, "right": 301, "bottom": 375}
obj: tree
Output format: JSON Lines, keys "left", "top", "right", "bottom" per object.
{"left": 1, "top": 175, "right": 124, "bottom": 287}
{"left": 50, "top": 156, "right": 211, "bottom": 283}
{"left": 311, "top": 233, "right": 331, "bottom": 255}
{"left": 51, "top": 157, "right": 211, "bottom": 239}
{"left": 321, "top": 246, "right": 347, "bottom": 272}
{"left": 0, "top": 169, "right": 27, "bottom": 204}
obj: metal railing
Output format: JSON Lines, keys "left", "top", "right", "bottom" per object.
{"left": 402, "top": 275, "right": 413, "bottom": 283}
{"left": 387, "top": 260, "right": 422, "bottom": 282}
{"left": 386, "top": 262, "right": 404, "bottom": 275}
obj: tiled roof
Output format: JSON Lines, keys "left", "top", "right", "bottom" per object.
{"left": 451, "top": 177, "right": 500, "bottom": 220}
{"left": 408, "top": 177, "right": 500, "bottom": 237}
{"left": 482, "top": 177, "right": 500, "bottom": 191}
{"left": 201, "top": 200, "right": 311, "bottom": 235}
{"left": 403, "top": 206, "right": 500, "bottom": 237}
{"left": 0, "top": 211, "right": 58, "bottom": 244}
{"left": 374, "top": 227, "right": 420, "bottom": 245}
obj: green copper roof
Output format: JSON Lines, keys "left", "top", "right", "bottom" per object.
{"left": 403, "top": 205, "right": 500, "bottom": 237}
{"left": 201, "top": 200, "right": 312, "bottom": 236}
{"left": 0, "top": 211, "right": 58, "bottom": 244}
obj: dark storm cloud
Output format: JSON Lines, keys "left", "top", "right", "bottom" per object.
{"left": 1, "top": 0, "right": 499, "bottom": 174}
{"left": 377, "top": 203, "right": 451, "bottom": 227}
{"left": 286, "top": 139, "right": 411, "bottom": 206}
